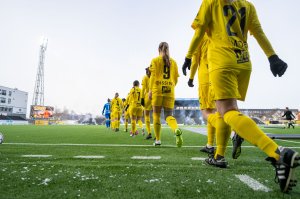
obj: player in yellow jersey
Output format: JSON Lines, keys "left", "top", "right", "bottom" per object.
{"left": 122, "top": 98, "right": 130, "bottom": 132}
{"left": 183, "top": 0, "right": 298, "bottom": 192}
{"left": 149, "top": 42, "right": 183, "bottom": 147}
{"left": 183, "top": 34, "right": 217, "bottom": 154}
{"left": 141, "top": 67, "right": 153, "bottom": 140}
{"left": 127, "top": 80, "right": 143, "bottom": 136}
{"left": 111, "top": 93, "right": 123, "bottom": 132}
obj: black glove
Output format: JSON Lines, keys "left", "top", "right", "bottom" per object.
{"left": 182, "top": 58, "right": 192, "bottom": 76}
{"left": 141, "top": 98, "right": 145, "bottom": 106}
{"left": 268, "top": 55, "right": 287, "bottom": 77}
{"left": 188, "top": 79, "right": 194, "bottom": 87}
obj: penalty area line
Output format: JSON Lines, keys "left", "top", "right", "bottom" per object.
{"left": 131, "top": 156, "right": 161, "bottom": 160}
{"left": 21, "top": 155, "right": 52, "bottom": 158}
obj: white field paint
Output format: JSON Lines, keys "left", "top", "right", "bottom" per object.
{"left": 235, "top": 174, "right": 272, "bottom": 192}
{"left": 276, "top": 139, "right": 300, "bottom": 144}
{"left": 73, "top": 155, "right": 105, "bottom": 159}
{"left": 191, "top": 157, "right": 206, "bottom": 161}
{"left": 131, "top": 156, "right": 161, "bottom": 160}
{"left": 21, "top": 155, "right": 52, "bottom": 158}
{"left": 5, "top": 143, "right": 300, "bottom": 149}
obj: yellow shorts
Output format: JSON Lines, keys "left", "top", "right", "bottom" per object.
{"left": 129, "top": 106, "right": 143, "bottom": 118}
{"left": 112, "top": 110, "right": 121, "bottom": 119}
{"left": 198, "top": 83, "right": 216, "bottom": 110}
{"left": 210, "top": 68, "right": 251, "bottom": 101}
{"left": 144, "top": 98, "right": 152, "bottom": 111}
{"left": 152, "top": 96, "right": 175, "bottom": 109}
{"left": 124, "top": 110, "right": 130, "bottom": 120}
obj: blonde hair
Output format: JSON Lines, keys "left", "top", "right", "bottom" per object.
{"left": 159, "top": 42, "right": 170, "bottom": 67}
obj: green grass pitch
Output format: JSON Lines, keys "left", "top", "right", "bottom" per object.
{"left": 0, "top": 125, "right": 299, "bottom": 198}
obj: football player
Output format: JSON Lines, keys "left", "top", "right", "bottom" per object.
{"left": 127, "top": 80, "right": 143, "bottom": 136}
{"left": 111, "top": 92, "right": 123, "bottom": 132}
{"left": 102, "top": 98, "right": 111, "bottom": 128}
{"left": 182, "top": 0, "right": 298, "bottom": 192}
{"left": 141, "top": 67, "right": 153, "bottom": 139}
{"left": 149, "top": 42, "right": 183, "bottom": 147}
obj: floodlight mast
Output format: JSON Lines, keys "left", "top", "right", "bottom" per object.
{"left": 32, "top": 37, "right": 48, "bottom": 106}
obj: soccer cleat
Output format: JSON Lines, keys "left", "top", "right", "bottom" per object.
{"left": 130, "top": 132, "right": 134, "bottom": 137}
{"left": 145, "top": 134, "right": 152, "bottom": 140}
{"left": 175, "top": 129, "right": 183, "bottom": 147}
{"left": 205, "top": 154, "right": 228, "bottom": 168}
{"left": 124, "top": 129, "right": 128, "bottom": 132}
{"left": 200, "top": 146, "right": 215, "bottom": 155}
{"left": 135, "top": 131, "right": 139, "bottom": 135}
{"left": 232, "top": 133, "right": 244, "bottom": 159}
{"left": 266, "top": 147, "right": 299, "bottom": 193}
{"left": 154, "top": 140, "right": 161, "bottom": 146}
{"left": 115, "top": 128, "right": 119, "bottom": 132}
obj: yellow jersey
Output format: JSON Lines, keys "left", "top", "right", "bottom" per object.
{"left": 190, "top": 34, "right": 209, "bottom": 84}
{"left": 111, "top": 97, "right": 123, "bottom": 112}
{"left": 129, "top": 86, "right": 142, "bottom": 108}
{"left": 187, "top": 0, "right": 275, "bottom": 72}
{"left": 149, "top": 56, "right": 179, "bottom": 98}
{"left": 141, "top": 75, "right": 150, "bottom": 99}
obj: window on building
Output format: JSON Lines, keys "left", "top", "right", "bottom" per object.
{"left": 8, "top": 98, "right": 11, "bottom": 104}
{"left": 4, "top": 108, "right": 7, "bottom": 112}
{"left": 1, "top": 90, "right": 6, "bottom": 96}
{"left": 0, "top": 107, "right": 3, "bottom": 111}
{"left": 9, "top": 91, "right": 12, "bottom": 96}
{"left": 8, "top": 108, "right": 12, "bottom": 112}
{"left": 0, "top": 97, "right": 6, "bottom": 103}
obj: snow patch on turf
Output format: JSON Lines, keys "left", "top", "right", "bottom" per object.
{"left": 144, "top": 178, "right": 160, "bottom": 183}
{"left": 22, "top": 155, "right": 52, "bottom": 158}
{"left": 191, "top": 157, "right": 206, "bottom": 161}
{"left": 39, "top": 178, "right": 51, "bottom": 186}
{"left": 73, "top": 155, "right": 105, "bottom": 159}
{"left": 131, "top": 156, "right": 161, "bottom": 160}
{"left": 235, "top": 174, "right": 271, "bottom": 192}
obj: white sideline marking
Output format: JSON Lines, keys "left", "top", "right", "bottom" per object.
{"left": 74, "top": 155, "right": 105, "bottom": 159}
{"left": 191, "top": 157, "right": 206, "bottom": 161}
{"left": 21, "top": 155, "right": 52, "bottom": 158}
{"left": 131, "top": 156, "right": 161, "bottom": 160}
{"left": 4, "top": 143, "right": 300, "bottom": 149}
{"left": 235, "top": 174, "right": 272, "bottom": 192}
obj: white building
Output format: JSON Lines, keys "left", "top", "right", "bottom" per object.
{"left": 0, "top": 86, "right": 28, "bottom": 119}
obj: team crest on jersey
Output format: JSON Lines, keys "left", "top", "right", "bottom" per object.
{"left": 162, "top": 86, "right": 171, "bottom": 94}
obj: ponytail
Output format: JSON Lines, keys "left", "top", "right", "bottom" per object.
{"left": 159, "top": 42, "right": 170, "bottom": 67}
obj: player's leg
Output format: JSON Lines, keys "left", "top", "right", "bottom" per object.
{"left": 164, "top": 97, "right": 183, "bottom": 147}
{"left": 137, "top": 107, "right": 144, "bottom": 135}
{"left": 200, "top": 108, "right": 216, "bottom": 154}
{"left": 130, "top": 107, "right": 137, "bottom": 136}
{"left": 144, "top": 110, "right": 152, "bottom": 139}
{"left": 152, "top": 96, "right": 162, "bottom": 145}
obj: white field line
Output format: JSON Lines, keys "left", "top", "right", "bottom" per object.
{"left": 4, "top": 142, "right": 300, "bottom": 149}
{"left": 73, "top": 155, "right": 105, "bottom": 159}
{"left": 276, "top": 139, "right": 300, "bottom": 144}
{"left": 131, "top": 156, "right": 161, "bottom": 160}
{"left": 21, "top": 155, "right": 52, "bottom": 158}
{"left": 235, "top": 174, "right": 272, "bottom": 192}
{"left": 191, "top": 157, "right": 206, "bottom": 161}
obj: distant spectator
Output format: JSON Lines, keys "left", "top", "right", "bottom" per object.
{"left": 282, "top": 107, "right": 295, "bottom": 129}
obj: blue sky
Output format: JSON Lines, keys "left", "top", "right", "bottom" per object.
{"left": 0, "top": 0, "right": 299, "bottom": 115}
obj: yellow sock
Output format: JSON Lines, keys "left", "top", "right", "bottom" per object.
{"left": 112, "top": 120, "right": 115, "bottom": 129}
{"left": 214, "top": 112, "right": 231, "bottom": 158}
{"left": 153, "top": 112, "right": 161, "bottom": 141}
{"left": 131, "top": 120, "right": 136, "bottom": 133}
{"left": 206, "top": 119, "right": 216, "bottom": 147}
{"left": 224, "top": 110, "right": 280, "bottom": 160}
{"left": 145, "top": 115, "right": 151, "bottom": 135}
{"left": 166, "top": 116, "right": 178, "bottom": 132}
{"left": 138, "top": 120, "right": 143, "bottom": 129}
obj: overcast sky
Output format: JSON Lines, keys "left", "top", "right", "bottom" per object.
{"left": 1, "top": 0, "right": 299, "bottom": 116}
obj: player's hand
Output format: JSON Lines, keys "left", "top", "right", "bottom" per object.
{"left": 182, "top": 58, "right": 192, "bottom": 76}
{"left": 148, "top": 91, "right": 152, "bottom": 100}
{"left": 188, "top": 79, "right": 194, "bottom": 87}
{"left": 141, "top": 98, "right": 145, "bottom": 106}
{"left": 268, "top": 55, "right": 287, "bottom": 77}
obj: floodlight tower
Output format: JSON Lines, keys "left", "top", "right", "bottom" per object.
{"left": 32, "top": 37, "right": 48, "bottom": 106}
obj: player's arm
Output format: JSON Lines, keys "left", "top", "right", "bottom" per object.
{"left": 141, "top": 76, "right": 146, "bottom": 106}
{"left": 149, "top": 62, "right": 155, "bottom": 100}
{"left": 248, "top": 2, "right": 287, "bottom": 77}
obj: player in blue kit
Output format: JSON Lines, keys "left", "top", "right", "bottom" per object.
{"left": 102, "top": 98, "right": 111, "bottom": 128}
